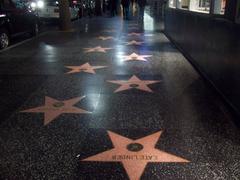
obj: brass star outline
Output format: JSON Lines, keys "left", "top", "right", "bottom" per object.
{"left": 21, "top": 96, "right": 91, "bottom": 125}
{"left": 107, "top": 75, "right": 160, "bottom": 93}
{"left": 65, "top": 63, "right": 107, "bottom": 74}
{"left": 128, "top": 32, "right": 142, "bottom": 36}
{"left": 82, "top": 131, "right": 189, "bottom": 180}
{"left": 83, "top": 46, "right": 113, "bottom": 53}
{"left": 103, "top": 29, "right": 116, "bottom": 33}
{"left": 97, "top": 36, "right": 115, "bottom": 40}
{"left": 120, "top": 53, "right": 152, "bottom": 62}
{"left": 125, "top": 40, "right": 144, "bottom": 46}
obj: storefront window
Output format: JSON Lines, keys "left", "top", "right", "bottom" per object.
{"left": 169, "top": 0, "right": 176, "bottom": 8}
{"left": 213, "top": 0, "right": 226, "bottom": 14}
{"left": 169, "top": 0, "right": 227, "bottom": 15}
{"left": 177, "top": 0, "right": 190, "bottom": 9}
{"left": 189, "top": 0, "right": 210, "bottom": 13}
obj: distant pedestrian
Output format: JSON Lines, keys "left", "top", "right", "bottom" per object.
{"left": 110, "top": 0, "right": 118, "bottom": 16}
{"left": 137, "top": 0, "right": 146, "bottom": 20}
{"left": 131, "top": 0, "right": 134, "bottom": 6}
{"left": 121, "top": 0, "right": 130, "bottom": 20}
{"left": 87, "top": 0, "right": 94, "bottom": 17}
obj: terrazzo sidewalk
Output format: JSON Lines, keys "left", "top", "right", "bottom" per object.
{"left": 0, "top": 14, "right": 240, "bottom": 180}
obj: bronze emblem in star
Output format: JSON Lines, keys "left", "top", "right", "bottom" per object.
{"left": 97, "top": 36, "right": 114, "bottom": 40}
{"left": 65, "top": 63, "right": 107, "bottom": 74}
{"left": 128, "top": 32, "right": 142, "bottom": 36}
{"left": 120, "top": 52, "right": 152, "bottom": 62}
{"left": 125, "top": 40, "right": 144, "bottom": 46}
{"left": 83, "top": 46, "right": 113, "bottom": 53}
{"left": 82, "top": 131, "right": 189, "bottom": 180}
{"left": 21, "top": 96, "right": 91, "bottom": 125}
{"left": 107, "top": 75, "right": 160, "bottom": 93}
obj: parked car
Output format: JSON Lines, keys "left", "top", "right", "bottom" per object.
{"left": 0, "top": 0, "right": 39, "bottom": 49}
{"left": 36, "top": 0, "right": 80, "bottom": 20}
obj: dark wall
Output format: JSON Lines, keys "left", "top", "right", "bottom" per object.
{"left": 164, "top": 8, "right": 240, "bottom": 116}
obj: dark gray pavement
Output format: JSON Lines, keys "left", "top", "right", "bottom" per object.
{"left": 0, "top": 11, "right": 240, "bottom": 180}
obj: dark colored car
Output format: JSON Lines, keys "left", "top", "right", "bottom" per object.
{"left": 0, "top": 0, "right": 39, "bottom": 49}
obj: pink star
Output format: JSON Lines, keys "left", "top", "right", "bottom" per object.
{"left": 82, "top": 131, "right": 189, "bottom": 180}
{"left": 107, "top": 75, "right": 160, "bottom": 93}
{"left": 83, "top": 46, "right": 112, "bottom": 53}
{"left": 120, "top": 53, "right": 152, "bottom": 62}
{"left": 97, "top": 36, "right": 114, "bottom": 40}
{"left": 21, "top": 96, "right": 91, "bottom": 125}
{"left": 128, "top": 32, "right": 142, "bottom": 36}
{"left": 103, "top": 29, "right": 116, "bottom": 33}
{"left": 65, "top": 63, "right": 107, "bottom": 74}
{"left": 125, "top": 40, "right": 144, "bottom": 46}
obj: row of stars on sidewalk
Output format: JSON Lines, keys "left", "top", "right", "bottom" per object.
{"left": 19, "top": 24, "right": 190, "bottom": 180}
{"left": 79, "top": 25, "right": 189, "bottom": 180}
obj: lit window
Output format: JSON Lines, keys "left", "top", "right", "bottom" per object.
{"left": 169, "top": 0, "right": 176, "bottom": 8}
{"left": 177, "top": 0, "right": 190, "bottom": 9}
{"left": 168, "top": 0, "right": 228, "bottom": 16}
{"left": 213, "top": 0, "right": 226, "bottom": 14}
{"left": 189, "top": 0, "right": 210, "bottom": 13}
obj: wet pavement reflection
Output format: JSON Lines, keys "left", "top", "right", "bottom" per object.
{"left": 0, "top": 7, "right": 240, "bottom": 180}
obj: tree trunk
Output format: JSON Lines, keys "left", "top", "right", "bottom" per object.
{"left": 59, "top": 0, "right": 72, "bottom": 31}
